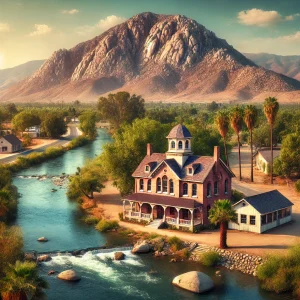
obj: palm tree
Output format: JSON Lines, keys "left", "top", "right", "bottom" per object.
{"left": 230, "top": 106, "right": 244, "bottom": 181}
{"left": 244, "top": 105, "right": 258, "bottom": 182}
{"left": 209, "top": 199, "right": 237, "bottom": 249}
{"left": 215, "top": 110, "right": 230, "bottom": 166}
{"left": 0, "top": 261, "right": 48, "bottom": 300}
{"left": 263, "top": 97, "right": 279, "bottom": 184}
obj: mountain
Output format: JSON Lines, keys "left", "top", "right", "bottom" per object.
{"left": 244, "top": 53, "right": 300, "bottom": 81}
{"left": 1, "top": 12, "right": 300, "bottom": 103}
{"left": 0, "top": 60, "right": 45, "bottom": 90}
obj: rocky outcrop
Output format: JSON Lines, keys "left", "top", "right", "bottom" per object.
{"left": 37, "top": 254, "right": 51, "bottom": 262}
{"left": 114, "top": 252, "right": 125, "bottom": 260}
{"left": 172, "top": 271, "right": 214, "bottom": 294}
{"left": 132, "top": 240, "right": 150, "bottom": 254}
{"left": 57, "top": 270, "right": 81, "bottom": 282}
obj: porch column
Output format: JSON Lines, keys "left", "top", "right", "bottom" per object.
{"left": 139, "top": 202, "right": 142, "bottom": 218}
{"left": 176, "top": 208, "right": 180, "bottom": 225}
{"left": 162, "top": 206, "right": 166, "bottom": 222}
{"left": 150, "top": 204, "right": 154, "bottom": 221}
{"left": 190, "top": 209, "right": 194, "bottom": 230}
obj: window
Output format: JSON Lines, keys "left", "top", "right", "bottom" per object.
{"left": 139, "top": 179, "right": 144, "bottom": 191}
{"left": 169, "top": 179, "right": 174, "bottom": 194}
{"left": 267, "top": 213, "right": 273, "bottom": 223}
{"left": 207, "top": 183, "right": 211, "bottom": 197}
{"left": 178, "top": 141, "right": 183, "bottom": 149}
{"left": 162, "top": 176, "right": 168, "bottom": 193}
{"left": 273, "top": 212, "right": 278, "bottom": 221}
{"left": 145, "top": 165, "right": 150, "bottom": 172}
{"left": 261, "top": 215, "right": 267, "bottom": 225}
{"left": 182, "top": 209, "right": 189, "bottom": 219}
{"left": 214, "top": 181, "right": 218, "bottom": 195}
{"left": 224, "top": 179, "right": 228, "bottom": 194}
{"left": 250, "top": 216, "right": 256, "bottom": 225}
{"left": 188, "top": 167, "right": 193, "bottom": 175}
{"left": 185, "top": 140, "right": 189, "bottom": 149}
{"left": 147, "top": 180, "right": 151, "bottom": 192}
{"left": 2, "top": 147, "right": 7, "bottom": 152}
{"left": 278, "top": 210, "right": 283, "bottom": 219}
{"left": 192, "top": 184, "right": 197, "bottom": 197}
{"left": 157, "top": 178, "right": 161, "bottom": 193}
{"left": 240, "top": 214, "right": 247, "bottom": 224}
{"left": 286, "top": 207, "right": 291, "bottom": 216}
{"left": 170, "top": 207, "right": 176, "bottom": 216}
{"left": 183, "top": 183, "right": 188, "bottom": 195}
{"left": 171, "top": 141, "right": 175, "bottom": 149}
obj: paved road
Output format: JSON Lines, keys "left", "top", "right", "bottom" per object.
{"left": 0, "top": 124, "right": 80, "bottom": 165}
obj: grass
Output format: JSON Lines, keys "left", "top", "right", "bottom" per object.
{"left": 83, "top": 216, "right": 100, "bottom": 225}
{"left": 95, "top": 219, "right": 120, "bottom": 232}
{"left": 199, "top": 251, "right": 221, "bottom": 267}
{"left": 168, "top": 236, "right": 184, "bottom": 252}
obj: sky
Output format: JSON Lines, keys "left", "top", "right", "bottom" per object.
{"left": 0, "top": 0, "right": 299, "bottom": 69}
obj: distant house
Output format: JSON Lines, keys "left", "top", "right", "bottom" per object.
{"left": 0, "top": 134, "right": 22, "bottom": 153}
{"left": 229, "top": 190, "right": 293, "bottom": 233}
{"left": 253, "top": 148, "right": 280, "bottom": 174}
{"left": 23, "top": 125, "right": 41, "bottom": 138}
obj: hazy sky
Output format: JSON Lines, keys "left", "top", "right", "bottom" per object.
{"left": 0, "top": 0, "right": 299, "bottom": 69}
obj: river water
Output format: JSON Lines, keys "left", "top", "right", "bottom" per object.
{"left": 12, "top": 129, "right": 292, "bottom": 300}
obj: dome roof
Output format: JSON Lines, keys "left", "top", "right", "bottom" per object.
{"left": 166, "top": 124, "right": 192, "bottom": 139}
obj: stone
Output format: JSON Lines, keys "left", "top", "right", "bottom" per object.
{"left": 57, "top": 270, "right": 81, "bottom": 282}
{"left": 48, "top": 270, "right": 57, "bottom": 275}
{"left": 170, "top": 258, "right": 177, "bottom": 263}
{"left": 37, "top": 237, "right": 48, "bottom": 242}
{"left": 132, "top": 240, "right": 150, "bottom": 254}
{"left": 24, "top": 253, "right": 37, "bottom": 262}
{"left": 72, "top": 250, "right": 81, "bottom": 256}
{"left": 172, "top": 271, "right": 214, "bottom": 294}
{"left": 114, "top": 252, "right": 125, "bottom": 260}
{"left": 37, "top": 254, "right": 51, "bottom": 262}
{"left": 215, "top": 270, "right": 221, "bottom": 275}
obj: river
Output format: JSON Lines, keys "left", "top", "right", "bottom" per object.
{"left": 12, "top": 129, "right": 292, "bottom": 300}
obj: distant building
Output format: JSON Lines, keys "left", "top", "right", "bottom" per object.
{"left": 229, "top": 190, "right": 293, "bottom": 233}
{"left": 0, "top": 134, "right": 22, "bottom": 153}
{"left": 23, "top": 125, "right": 41, "bottom": 138}
{"left": 253, "top": 148, "right": 281, "bottom": 174}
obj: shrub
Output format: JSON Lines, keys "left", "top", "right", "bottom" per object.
{"left": 22, "top": 134, "right": 32, "bottom": 147}
{"left": 95, "top": 219, "right": 119, "bottom": 232}
{"left": 84, "top": 216, "right": 100, "bottom": 225}
{"left": 67, "top": 136, "right": 90, "bottom": 150}
{"left": 200, "top": 251, "right": 221, "bottom": 267}
{"left": 175, "top": 248, "right": 191, "bottom": 260}
{"left": 231, "top": 189, "right": 245, "bottom": 203}
{"left": 118, "top": 212, "right": 123, "bottom": 221}
{"left": 168, "top": 236, "right": 184, "bottom": 252}
{"left": 295, "top": 180, "right": 300, "bottom": 193}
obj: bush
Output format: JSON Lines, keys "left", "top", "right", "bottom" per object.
{"left": 95, "top": 219, "right": 119, "bottom": 232}
{"left": 118, "top": 212, "right": 124, "bottom": 221}
{"left": 84, "top": 216, "right": 100, "bottom": 225}
{"left": 175, "top": 248, "right": 191, "bottom": 260}
{"left": 22, "top": 134, "right": 32, "bottom": 147}
{"left": 200, "top": 251, "right": 221, "bottom": 266}
{"left": 295, "top": 180, "right": 300, "bottom": 193}
{"left": 168, "top": 236, "right": 184, "bottom": 252}
{"left": 231, "top": 189, "right": 245, "bottom": 203}
{"left": 67, "top": 136, "right": 90, "bottom": 150}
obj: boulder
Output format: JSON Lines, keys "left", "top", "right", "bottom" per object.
{"left": 48, "top": 270, "right": 57, "bottom": 275}
{"left": 24, "top": 252, "right": 37, "bottom": 262}
{"left": 37, "top": 237, "right": 48, "bottom": 242}
{"left": 114, "top": 252, "right": 125, "bottom": 260}
{"left": 172, "top": 271, "right": 214, "bottom": 294}
{"left": 132, "top": 240, "right": 150, "bottom": 254}
{"left": 37, "top": 254, "right": 51, "bottom": 262}
{"left": 57, "top": 270, "right": 81, "bottom": 282}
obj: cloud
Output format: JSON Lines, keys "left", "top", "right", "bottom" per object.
{"left": 75, "top": 15, "right": 126, "bottom": 36}
{"left": 0, "top": 23, "right": 11, "bottom": 33}
{"left": 29, "top": 24, "right": 52, "bottom": 37}
{"left": 61, "top": 9, "right": 79, "bottom": 15}
{"left": 280, "top": 31, "right": 300, "bottom": 42}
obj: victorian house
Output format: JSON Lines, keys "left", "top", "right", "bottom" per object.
{"left": 123, "top": 124, "right": 234, "bottom": 231}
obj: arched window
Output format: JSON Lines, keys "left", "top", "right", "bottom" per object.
{"left": 192, "top": 184, "right": 197, "bottom": 196}
{"left": 178, "top": 141, "right": 183, "bottom": 149}
{"left": 207, "top": 205, "right": 211, "bottom": 217}
{"left": 171, "top": 141, "right": 175, "bottom": 149}
{"left": 214, "top": 181, "right": 218, "bottom": 195}
{"left": 157, "top": 178, "right": 161, "bottom": 193}
{"left": 147, "top": 179, "right": 151, "bottom": 192}
{"left": 162, "top": 175, "right": 168, "bottom": 193}
{"left": 185, "top": 140, "right": 189, "bottom": 149}
{"left": 207, "top": 183, "right": 211, "bottom": 197}
{"left": 224, "top": 179, "right": 228, "bottom": 194}
{"left": 183, "top": 183, "right": 188, "bottom": 195}
{"left": 140, "top": 179, "right": 144, "bottom": 191}
{"left": 169, "top": 179, "right": 174, "bottom": 194}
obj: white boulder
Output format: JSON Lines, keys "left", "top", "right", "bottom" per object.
{"left": 132, "top": 240, "right": 150, "bottom": 254}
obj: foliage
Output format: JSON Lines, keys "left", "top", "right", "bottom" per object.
{"left": 231, "top": 189, "right": 245, "bottom": 203}
{"left": 252, "top": 124, "right": 271, "bottom": 148}
{"left": 40, "top": 112, "right": 67, "bottom": 138}
{"left": 230, "top": 106, "right": 244, "bottom": 136}
{"left": 79, "top": 111, "right": 97, "bottom": 139}
{"left": 264, "top": 97, "right": 279, "bottom": 126}
{"left": 295, "top": 180, "right": 300, "bottom": 193}
{"left": 83, "top": 216, "right": 100, "bottom": 225}
{"left": 118, "top": 212, "right": 124, "bottom": 221}
{"left": 244, "top": 105, "right": 258, "bottom": 132}
{"left": 95, "top": 219, "right": 119, "bottom": 232}
{"left": 12, "top": 111, "right": 40, "bottom": 133}
{"left": 207, "top": 101, "right": 219, "bottom": 112}
{"left": 167, "top": 236, "right": 184, "bottom": 252}
{"left": 21, "top": 134, "right": 32, "bottom": 148}
{"left": 200, "top": 251, "right": 221, "bottom": 266}
{"left": 67, "top": 136, "right": 90, "bottom": 149}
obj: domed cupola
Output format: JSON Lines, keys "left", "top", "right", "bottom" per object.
{"left": 166, "top": 124, "right": 193, "bottom": 167}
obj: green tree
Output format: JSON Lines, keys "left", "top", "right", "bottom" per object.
{"left": 207, "top": 101, "right": 218, "bottom": 112}
{"left": 244, "top": 105, "right": 258, "bottom": 182}
{"left": 230, "top": 106, "right": 244, "bottom": 180}
{"left": 79, "top": 111, "right": 97, "bottom": 139}
{"left": 12, "top": 112, "right": 40, "bottom": 134}
{"left": 264, "top": 97, "right": 279, "bottom": 184}
{"left": 4, "top": 103, "right": 18, "bottom": 119}
{"left": 40, "top": 113, "right": 67, "bottom": 138}
{"left": 208, "top": 199, "right": 237, "bottom": 249}
{"left": 97, "top": 92, "right": 145, "bottom": 128}
{"left": 252, "top": 124, "right": 270, "bottom": 148}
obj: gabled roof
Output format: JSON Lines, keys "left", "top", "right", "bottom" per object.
{"left": 253, "top": 148, "right": 281, "bottom": 163}
{"left": 132, "top": 153, "right": 166, "bottom": 177}
{"left": 234, "top": 190, "right": 293, "bottom": 214}
{"left": 1, "top": 134, "right": 22, "bottom": 145}
{"left": 166, "top": 124, "right": 192, "bottom": 139}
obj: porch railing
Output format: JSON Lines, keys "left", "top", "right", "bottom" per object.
{"left": 141, "top": 213, "right": 151, "bottom": 219}
{"left": 179, "top": 219, "right": 191, "bottom": 226}
{"left": 166, "top": 217, "right": 177, "bottom": 224}
{"left": 131, "top": 211, "right": 140, "bottom": 218}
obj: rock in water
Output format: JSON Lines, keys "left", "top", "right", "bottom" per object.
{"left": 114, "top": 252, "right": 125, "bottom": 260}
{"left": 172, "top": 271, "right": 214, "bottom": 294}
{"left": 48, "top": 270, "right": 57, "bottom": 275}
{"left": 37, "top": 254, "right": 51, "bottom": 262}
{"left": 37, "top": 237, "right": 48, "bottom": 242}
{"left": 57, "top": 270, "right": 81, "bottom": 282}
{"left": 132, "top": 240, "right": 150, "bottom": 254}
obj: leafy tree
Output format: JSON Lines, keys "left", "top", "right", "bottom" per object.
{"left": 79, "top": 111, "right": 97, "bottom": 139}
{"left": 97, "top": 92, "right": 145, "bottom": 128}
{"left": 40, "top": 113, "right": 67, "bottom": 138}
{"left": 208, "top": 199, "right": 237, "bottom": 249}
{"left": 230, "top": 106, "right": 244, "bottom": 180}
{"left": 252, "top": 124, "right": 270, "bottom": 148}
{"left": 244, "top": 105, "right": 258, "bottom": 182}
{"left": 207, "top": 101, "right": 218, "bottom": 112}
{"left": 12, "top": 112, "right": 40, "bottom": 134}
{"left": 4, "top": 103, "right": 18, "bottom": 119}
{"left": 264, "top": 97, "right": 279, "bottom": 184}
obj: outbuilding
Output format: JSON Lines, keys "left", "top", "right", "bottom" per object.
{"left": 0, "top": 134, "right": 22, "bottom": 153}
{"left": 253, "top": 148, "right": 280, "bottom": 174}
{"left": 229, "top": 190, "right": 293, "bottom": 233}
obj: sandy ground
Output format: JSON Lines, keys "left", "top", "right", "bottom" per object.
{"left": 90, "top": 147, "right": 300, "bottom": 256}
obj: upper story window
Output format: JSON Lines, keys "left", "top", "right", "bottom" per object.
{"left": 192, "top": 184, "right": 197, "bottom": 197}
{"left": 139, "top": 179, "right": 144, "bottom": 191}
{"left": 178, "top": 141, "right": 183, "bottom": 149}
{"left": 225, "top": 179, "right": 228, "bottom": 194}
{"left": 183, "top": 183, "right": 188, "bottom": 196}
{"left": 145, "top": 165, "right": 150, "bottom": 172}
{"left": 157, "top": 178, "right": 161, "bottom": 193}
{"left": 162, "top": 175, "right": 168, "bottom": 193}
{"left": 187, "top": 167, "right": 193, "bottom": 175}
{"left": 214, "top": 181, "right": 219, "bottom": 195}
{"left": 169, "top": 179, "right": 174, "bottom": 194}
{"left": 147, "top": 179, "right": 151, "bottom": 192}
{"left": 207, "top": 182, "right": 212, "bottom": 197}
{"left": 171, "top": 141, "right": 175, "bottom": 149}
{"left": 185, "top": 140, "right": 189, "bottom": 149}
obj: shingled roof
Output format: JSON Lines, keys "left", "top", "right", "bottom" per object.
{"left": 166, "top": 124, "right": 192, "bottom": 139}
{"left": 254, "top": 148, "right": 281, "bottom": 163}
{"left": 2, "top": 134, "right": 22, "bottom": 145}
{"left": 235, "top": 190, "right": 293, "bottom": 214}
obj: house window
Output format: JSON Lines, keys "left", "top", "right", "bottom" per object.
{"left": 169, "top": 179, "right": 174, "bottom": 194}
{"left": 162, "top": 176, "right": 168, "bottom": 193}
{"left": 285, "top": 207, "right": 291, "bottom": 216}
{"left": 267, "top": 213, "right": 273, "bottom": 223}
{"left": 250, "top": 216, "right": 256, "bottom": 225}
{"left": 185, "top": 140, "right": 189, "bottom": 149}
{"left": 139, "top": 179, "right": 144, "bottom": 191}
{"left": 145, "top": 165, "right": 150, "bottom": 172}
{"left": 278, "top": 210, "right": 283, "bottom": 219}
{"left": 2, "top": 147, "right": 7, "bottom": 152}
{"left": 170, "top": 207, "right": 176, "bottom": 216}
{"left": 157, "top": 178, "right": 161, "bottom": 193}
{"left": 261, "top": 215, "right": 267, "bottom": 225}
{"left": 192, "top": 184, "right": 197, "bottom": 197}
{"left": 147, "top": 180, "right": 151, "bottom": 192}
{"left": 188, "top": 167, "right": 193, "bottom": 175}
{"left": 171, "top": 141, "right": 175, "bottom": 149}
{"left": 183, "top": 183, "right": 188, "bottom": 195}
{"left": 214, "top": 181, "right": 218, "bottom": 195}
{"left": 240, "top": 214, "right": 247, "bottom": 224}
{"left": 224, "top": 179, "right": 228, "bottom": 194}
{"left": 273, "top": 212, "right": 278, "bottom": 221}
{"left": 178, "top": 141, "right": 183, "bottom": 149}
{"left": 207, "top": 183, "right": 211, "bottom": 197}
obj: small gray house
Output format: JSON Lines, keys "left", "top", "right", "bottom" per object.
{"left": 0, "top": 134, "right": 22, "bottom": 153}
{"left": 253, "top": 148, "right": 280, "bottom": 174}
